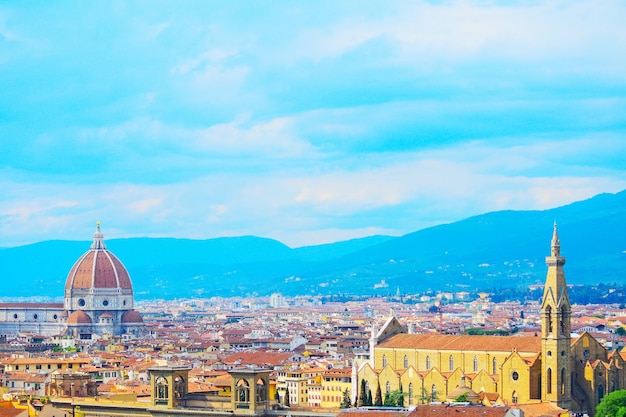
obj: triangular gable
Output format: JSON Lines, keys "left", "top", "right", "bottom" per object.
{"left": 376, "top": 316, "right": 407, "bottom": 344}
{"left": 571, "top": 331, "right": 606, "bottom": 354}
{"left": 501, "top": 350, "right": 531, "bottom": 370}
{"left": 541, "top": 287, "right": 556, "bottom": 309}
{"left": 471, "top": 369, "right": 498, "bottom": 395}
{"left": 379, "top": 364, "right": 401, "bottom": 382}
{"left": 609, "top": 350, "right": 625, "bottom": 368}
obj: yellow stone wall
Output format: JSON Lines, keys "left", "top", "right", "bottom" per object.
{"left": 320, "top": 376, "right": 351, "bottom": 409}
{"left": 376, "top": 346, "right": 514, "bottom": 377}
{"left": 500, "top": 353, "right": 534, "bottom": 404}
{"left": 362, "top": 345, "right": 541, "bottom": 406}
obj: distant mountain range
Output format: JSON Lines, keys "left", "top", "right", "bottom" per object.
{"left": 2, "top": 190, "right": 625, "bottom": 299}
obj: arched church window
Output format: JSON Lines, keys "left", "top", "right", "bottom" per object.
{"left": 546, "top": 306, "right": 553, "bottom": 334}
{"left": 431, "top": 384, "right": 436, "bottom": 402}
{"left": 386, "top": 381, "right": 390, "bottom": 393}
{"left": 598, "top": 384, "right": 605, "bottom": 403}
{"left": 473, "top": 356, "right": 478, "bottom": 372}
{"left": 174, "top": 375, "right": 185, "bottom": 399}
{"left": 547, "top": 368, "right": 552, "bottom": 394}
{"left": 426, "top": 356, "right": 431, "bottom": 370}
{"left": 560, "top": 306, "right": 567, "bottom": 335}
{"left": 404, "top": 355, "right": 408, "bottom": 369}
{"left": 155, "top": 376, "right": 168, "bottom": 400}
{"left": 512, "top": 391, "right": 518, "bottom": 404}
{"left": 492, "top": 358, "right": 497, "bottom": 375}
{"left": 256, "top": 378, "right": 267, "bottom": 402}
{"left": 382, "top": 354, "right": 387, "bottom": 367}
{"left": 560, "top": 368, "right": 566, "bottom": 395}
{"left": 449, "top": 355, "right": 454, "bottom": 371}
{"left": 408, "top": 383, "right": 413, "bottom": 405}
{"left": 236, "top": 379, "right": 250, "bottom": 403}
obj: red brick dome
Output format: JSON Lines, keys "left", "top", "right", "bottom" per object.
{"left": 65, "top": 224, "right": 133, "bottom": 291}
{"left": 121, "top": 310, "right": 144, "bottom": 324}
{"left": 67, "top": 311, "right": 92, "bottom": 325}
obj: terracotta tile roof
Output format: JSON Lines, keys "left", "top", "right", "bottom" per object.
{"left": 1, "top": 357, "right": 90, "bottom": 365}
{"left": 479, "top": 392, "right": 500, "bottom": 401}
{"left": 3, "top": 371, "right": 47, "bottom": 383}
{"left": 0, "top": 409, "right": 28, "bottom": 417}
{"left": 338, "top": 409, "right": 411, "bottom": 417}
{"left": 66, "top": 248, "right": 132, "bottom": 290}
{"left": 324, "top": 368, "right": 352, "bottom": 377}
{"left": 408, "top": 404, "right": 513, "bottom": 417}
{"left": 220, "top": 351, "right": 293, "bottom": 367}
{"left": 378, "top": 334, "right": 541, "bottom": 353}
{"left": 0, "top": 303, "right": 64, "bottom": 309}
{"left": 516, "top": 402, "right": 568, "bottom": 417}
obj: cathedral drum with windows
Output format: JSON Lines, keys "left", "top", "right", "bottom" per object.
{"left": 357, "top": 224, "right": 626, "bottom": 416}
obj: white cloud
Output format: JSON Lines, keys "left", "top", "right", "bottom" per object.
{"left": 193, "top": 117, "right": 316, "bottom": 158}
{"left": 266, "top": 1, "right": 626, "bottom": 74}
{"left": 1, "top": 1, "right": 625, "bottom": 249}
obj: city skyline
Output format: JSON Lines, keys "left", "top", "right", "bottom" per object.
{"left": 1, "top": 1, "right": 626, "bottom": 248}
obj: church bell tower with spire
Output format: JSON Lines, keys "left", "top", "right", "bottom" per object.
{"left": 541, "top": 223, "right": 571, "bottom": 408}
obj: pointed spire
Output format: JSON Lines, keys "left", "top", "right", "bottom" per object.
{"left": 90, "top": 221, "right": 107, "bottom": 250}
{"left": 551, "top": 221, "right": 560, "bottom": 257}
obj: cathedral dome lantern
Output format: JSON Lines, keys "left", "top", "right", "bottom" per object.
{"left": 65, "top": 222, "right": 133, "bottom": 295}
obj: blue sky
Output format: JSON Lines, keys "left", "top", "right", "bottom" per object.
{"left": 1, "top": 1, "right": 626, "bottom": 248}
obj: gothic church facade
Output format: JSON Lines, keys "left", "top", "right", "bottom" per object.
{"left": 357, "top": 224, "right": 625, "bottom": 416}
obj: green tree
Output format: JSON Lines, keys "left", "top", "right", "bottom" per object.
{"left": 284, "top": 390, "right": 290, "bottom": 407}
{"left": 358, "top": 379, "right": 367, "bottom": 407}
{"left": 374, "top": 383, "right": 383, "bottom": 406}
{"left": 366, "top": 389, "right": 373, "bottom": 406}
{"left": 383, "top": 391, "right": 393, "bottom": 406}
{"left": 615, "top": 327, "right": 626, "bottom": 336}
{"left": 341, "top": 388, "right": 352, "bottom": 409}
{"left": 419, "top": 387, "right": 430, "bottom": 404}
{"left": 596, "top": 389, "right": 626, "bottom": 417}
{"left": 383, "top": 392, "right": 395, "bottom": 407}
{"left": 397, "top": 385, "right": 405, "bottom": 407}
{"left": 454, "top": 392, "right": 469, "bottom": 402}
